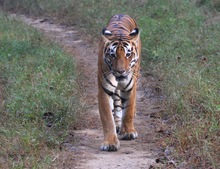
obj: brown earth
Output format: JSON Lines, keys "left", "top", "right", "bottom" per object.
{"left": 10, "top": 14, "right": 167, "bottom": 169}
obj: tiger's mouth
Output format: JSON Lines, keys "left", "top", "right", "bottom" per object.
{"left": 113, "top": 72, "right": 129, "bottom": 81}
{"left": 113, "top": 69, "right": 130, "bottom": 81}
{"left": 115, "top": 75, "right": 127, "bottom": 81}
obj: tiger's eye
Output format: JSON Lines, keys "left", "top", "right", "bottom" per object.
{"left": 126, "top": 53, "right": 131, "bottom": 57}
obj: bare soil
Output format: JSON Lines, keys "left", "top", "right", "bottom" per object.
{"left": 11, "top": 14, "right": 166, "bottom": 169}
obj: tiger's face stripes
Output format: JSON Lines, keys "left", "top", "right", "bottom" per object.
{"left": 104, "top": 41, "right": 139, "bottom": 80}
{"left": 98, "top": 14, "right": 141, "bottom": 151}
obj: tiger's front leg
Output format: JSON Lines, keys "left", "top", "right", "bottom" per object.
{"left": 98, "top": 85, "right": 120, "bottom": 151}
{"left": 119, "top": 84, "right": 138, "bottom": 140}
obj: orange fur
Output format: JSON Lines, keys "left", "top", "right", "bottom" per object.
{"left": 98, "top": 14, "right": 141, "bottom": 151}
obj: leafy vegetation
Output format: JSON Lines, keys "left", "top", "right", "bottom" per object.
{"left": 0, "top": 12, "right": 81, "bottom": 168}
{"left": 1, "top": 0, "right": 220, "bottom": 168}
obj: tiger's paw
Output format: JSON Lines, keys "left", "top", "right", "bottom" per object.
{"left": 119, "top": 130, "right": 138, "bottom": 140}
{"left": 100, "top": 140, "right": 120, "bottom": 151}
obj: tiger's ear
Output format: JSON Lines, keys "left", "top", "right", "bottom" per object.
{"left": 102, "top": 28, "right": 112, "bottom": 36}
{"left": 129, "top": 28, "right": 139, "bottom": 37}
{"left": 101, "top": 28, "right": 112, "bottom": 42}
{"left": 130, "top": 28, "right": 140, "bottom": 44}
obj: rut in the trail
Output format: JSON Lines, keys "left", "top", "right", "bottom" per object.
{"left": 15, "top": 14, "right": 165, "bottom": 169}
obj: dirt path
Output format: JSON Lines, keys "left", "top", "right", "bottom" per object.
{"left": 13, "top": 14, "right": 165, "bottom": 169}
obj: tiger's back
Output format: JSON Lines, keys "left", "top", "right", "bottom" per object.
{"left": 98, "top": 14, "right": 141, "bottom": 151}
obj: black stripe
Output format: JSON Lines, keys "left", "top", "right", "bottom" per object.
{"left": 102, "top": 69, "right": 116, "bottom": 88}
{"left": 114, "top": 105, "right": 123, "bottom": 109}
{"left": 114, "top": 96, "right": 127, "bottom": 104}
{"left": 121, "top": 99, "right": 127, "bottom": 104}
{"left": 104, "top": 57, "right": 113, "bottom": 71}
{"left": 122, "top": 87, "right": 133, "bottom": 93}
{"left": 114, "top": 93, "right": 128, "bottom": 103}
{"left": 101, "top": 83, "right": 114, "bottom": 96}
{"left": 123, "top": 77, "right": 133, "bottom": 90}
{"left": 114, "top": 105, "right": 129, "bottom": 110}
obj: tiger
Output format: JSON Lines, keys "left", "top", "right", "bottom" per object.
{"left": 98, "top": 14, "right": 141, "bottom": 151}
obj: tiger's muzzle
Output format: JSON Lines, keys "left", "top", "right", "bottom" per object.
{"left": 113, "top": 69, "right": 130, "bottom": 81}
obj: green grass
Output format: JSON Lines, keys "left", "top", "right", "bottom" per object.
{"left": 140, "top": 2, "right": 220, "bottom": 167}
{"left": 0, "top": 12, "right": 81, "bottom": 168}
{"left": 1, "top": 0, "right": 220, "bottom": 168}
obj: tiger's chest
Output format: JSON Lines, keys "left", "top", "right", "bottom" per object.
{"left": 103, "top": 73, "right": 133, "bottom": 92}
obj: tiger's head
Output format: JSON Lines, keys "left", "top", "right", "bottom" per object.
{"left": 102, "top": 26, "right": 140, "bottom": 81}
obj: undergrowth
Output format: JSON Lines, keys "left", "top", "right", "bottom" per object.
{"left": 0, "top": 12, "right": 81, "bottom": 168}
{"left": 1, "top": 0, "right": 220, "bottom": 168}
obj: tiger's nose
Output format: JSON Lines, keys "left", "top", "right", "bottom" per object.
{"left": 116, "top": 69, "right": 126, "bottom": 74}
